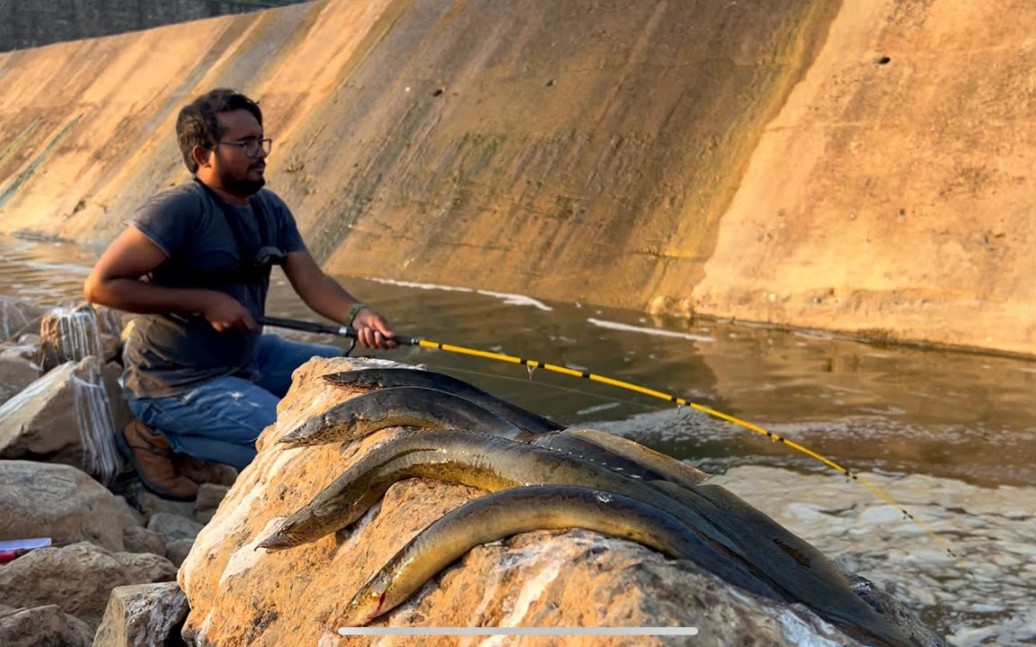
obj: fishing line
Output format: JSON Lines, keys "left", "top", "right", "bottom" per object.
{"left": 260, "top": 315, "right": 960, "bottom": 562}
{"left": 421, "top": 363, "right": 658, "bottom": 413}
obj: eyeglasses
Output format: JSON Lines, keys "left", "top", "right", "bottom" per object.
{"left": 218, "top": 137, "right": 272, "bottom": 158}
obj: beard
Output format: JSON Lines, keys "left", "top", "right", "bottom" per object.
{"left": 219, "top": 166, "right": 266, "bottom": 198}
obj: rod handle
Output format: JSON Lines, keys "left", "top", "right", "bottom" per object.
{"left": 258, "top": 315, "right": 419, "bottom": 346}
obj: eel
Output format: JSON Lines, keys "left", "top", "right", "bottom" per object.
{"left": 278, "top": 386, "right": 528, "bottom": 447}
{"left": 339, "top": 484, "right": 782, "bottom": 626}
{"left": 258, "top": 430, "right": 742, "bottom": 560}
{"left": 649, "top": 479, "right": 916, "bottom": 647}
{"left": 260, "top": 429, "right": 915, "bottom": 645}
{"left": 529, "top": 429, "right": 711, "bottom": 490}
{"left": 321, "top": 367, "right": 562, "bottom": 433}
{"left": 562, "top": 427, "right": 712, "bottom": 489}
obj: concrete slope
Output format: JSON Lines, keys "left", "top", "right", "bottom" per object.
{"left": 0, "top": 0, "right": 1032, "bottom": 357}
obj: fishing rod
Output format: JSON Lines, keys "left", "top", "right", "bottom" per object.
{"left": 259, "top": 315, "right": 959, "bottom": 561}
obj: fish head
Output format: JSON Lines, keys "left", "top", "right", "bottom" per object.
{"left": 341, "top": 585, "right": 388, "bottom": 626}
{"left": 278, "top": 416, "right": 325, "bottom": 446}
{"left": 320, "top": 371, "right": 381, "bottom": 391}
{"left": 255, "top": 528, "right": 296, "bottom": 552}
{"left": 279, "top": 411, "right": 361, "bottom": 446}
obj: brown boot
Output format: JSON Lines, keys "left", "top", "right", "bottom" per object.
{"left": 116, "top": 419, "right": 199, "bottom": 502}
{"left": 174, "top": 455, "right": 239, "bottom": 487}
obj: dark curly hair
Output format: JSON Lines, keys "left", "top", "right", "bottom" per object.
{"left": 175, "top": 88, "right": 263, "bottom": 173}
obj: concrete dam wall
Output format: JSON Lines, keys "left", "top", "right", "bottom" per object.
{"left": 0, "top": 0, "right": 1033, "bottom": 357}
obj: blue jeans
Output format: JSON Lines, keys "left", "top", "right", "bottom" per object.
{"left": 126, "top": 334, "right": 341, "bottom": 470}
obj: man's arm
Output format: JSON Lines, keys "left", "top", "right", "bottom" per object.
{"left": 83, "top": 226, "right": 258, "bottom": 332}
{"left": 282, "top": 249, "right": 397, "bottom": 348}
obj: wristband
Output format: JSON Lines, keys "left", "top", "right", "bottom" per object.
{"left": 345, "top": 303, "right": 367, "bottom": 327}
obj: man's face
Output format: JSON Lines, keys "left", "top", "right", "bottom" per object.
{"left": 213, "top": 109, "right": 267, "bottom": 197}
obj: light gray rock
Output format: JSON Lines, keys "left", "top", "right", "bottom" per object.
{"left": 113, "top": 495, "right": 144, "bottom": 527}
{"left": 0, "top": 344, "right": 39, "bottom": 406}
{"left": 0, "top": 356, "right": 124, "bottom": 483}
{"left": 92, "top": 582, "right": 188, "bottom": 647}
{"left": 193, "top": 483, "right": 230, "bottom": 524}
{"left": 165, "top": 539, "right": 195, "bottom": 569}
{"left": 146, "top": 513, "right": 204, "bottom": 543}
{"left": 130, "top": 484, "right": 196, "bottom": 521}
{"left": 0, "top": 461, "right": 132, "bottom": 551}
{"left": 0, "top": 604, "right": 94, "bottom": 647}
{"left": 123, "top": 526, "right": 167, "bottom": 557}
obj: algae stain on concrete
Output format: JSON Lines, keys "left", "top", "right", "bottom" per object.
{"left": 0, "top": 117, "right": 80, "bottom": 211}
{"left": 0, "top": 119, "right": 39, "bottom": 172}
{"left": 646, "top": 0, "right": 843, "bottom": 312}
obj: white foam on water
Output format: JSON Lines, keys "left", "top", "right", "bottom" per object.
{"left": 709, "top": 465, "right": 1036, "bottom": 646}
{"left": 474, "top": 290, "right": 552, "bottom": 311}
{"left": 575, "top": 401, "right": 622, "bottom": 417}
{"left": 24, "top": 261, "right": 91, "bottom": 275}
{"left": 367, "top": 277, "right": 553, "bottom": 310}
{"left": 368, "top": 277, "right": 474, "bottom": 293}
{"left": 586, "top": 317, "right": 715, "bottom": 342}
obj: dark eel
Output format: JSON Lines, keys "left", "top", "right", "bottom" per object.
{"left": 339, "top": 484, "right": 781, "bottom": 625}
{"left": 530, "top": 428, "right": 711, "bottom": 490}
{"left": 650, "top": 479, "right": 918, "bottom": 647}
{"left": 561, "top": 427, "right": 713, "bottom": 489}
{"left": 321, "top": 367, "right": 562, "bottom": 433}
{"left": 258, "top": 429, "right": 914, "bottom": 646}
{"left": 259, "top": 430, "right": 742, "bottom": 561}
{"left": 278, "top": 386, "right": 529, "bottom": 447}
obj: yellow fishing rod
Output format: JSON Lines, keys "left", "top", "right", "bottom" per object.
{"left": 260, "top": 315, "right": 959, "bottom": 561}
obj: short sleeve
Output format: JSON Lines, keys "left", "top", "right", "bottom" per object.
{"left": 129, "top": 185, "right": 206, "bottom": 258}
{"left": 258, "top": 190, "right": 305, "bottom": 254}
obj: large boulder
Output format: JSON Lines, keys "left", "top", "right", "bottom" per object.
{"left": 0, "top": 604, "right": 94, "bottom": 647}
{"left": 179, "top": 357, "right": 933, "bottom": 646}
{"left": 0, "top": 356, "right": 124, "bottom": 483}
{"left": 0, "top": 541, "right": 177, "bottom": 630}
{"left": 33, "top": 302, "right": 123, "bottom": 372}
{"left": 0, "top": 461, "right": 134, "bottom": 552}
{"left": 92, "top": 582, "right": 189, "bottom": 647}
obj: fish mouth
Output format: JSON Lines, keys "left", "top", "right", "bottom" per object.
{"left": 256, "top": 532, "right": 291, "bottom": 551}
{"left": 372, "top": 593, "right": 386, "bottom": 620}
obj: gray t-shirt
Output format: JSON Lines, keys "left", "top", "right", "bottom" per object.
{"left": 123, "top": 180, "right": 305, "bottom": 398}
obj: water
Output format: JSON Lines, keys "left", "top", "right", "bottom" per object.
{"left": 2, "top": 234, "right": 1034, "bottom": 645}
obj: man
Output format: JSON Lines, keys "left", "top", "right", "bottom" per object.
{"left": 84, "top": 88, "right": 396, "bottom": 500}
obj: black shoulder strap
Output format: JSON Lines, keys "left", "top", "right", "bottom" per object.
{"left": 193, "top": 178, "right": 273, "bottom": 283}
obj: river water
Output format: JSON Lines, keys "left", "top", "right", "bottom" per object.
{"left": 1, "top": 234, "right": 1033, "bottom": 645}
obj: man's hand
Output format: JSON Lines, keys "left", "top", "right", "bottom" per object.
{"left": 201, "top": 292, "right": 259, "bottom": 333}
{"left": 353, "top": 308, "right": 398, "bottom": 349}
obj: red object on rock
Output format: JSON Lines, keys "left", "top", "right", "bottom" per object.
{"left": 0, "top": 550, "right": 18, "bottom": 564}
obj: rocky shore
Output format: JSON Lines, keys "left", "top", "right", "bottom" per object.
{"left": 0, "top": 295, "right": 229, "bottom": 646}
{"left": 0, "top": 294, "right": 942, "bottom": 645}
